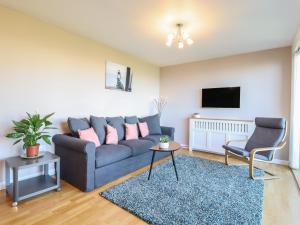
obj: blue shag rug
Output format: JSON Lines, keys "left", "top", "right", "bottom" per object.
{"left": 100, "top": 155, "right": 264, "bottom": 225}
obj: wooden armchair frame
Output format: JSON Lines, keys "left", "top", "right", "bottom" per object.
{"left": 224, "top": 122, "right": 288, "bottom": 180}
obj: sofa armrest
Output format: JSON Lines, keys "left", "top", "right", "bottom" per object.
{"left": 52, "top": 134, "right": 95, "bottom": 154}
{"left": 161, "top": 126, "right": 175, "bottom": 141}
{"left": 52, "top": 134, "right": 96, "bottom": 192}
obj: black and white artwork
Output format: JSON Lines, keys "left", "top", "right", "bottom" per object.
{"left": 105, "top": 61, "right": 132, "bottom": 92}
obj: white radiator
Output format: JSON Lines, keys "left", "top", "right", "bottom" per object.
{"left": 189, "top": 118, "right": 255, "bottom": 155}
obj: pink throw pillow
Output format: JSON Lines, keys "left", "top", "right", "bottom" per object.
{"left": 78, "top": 128, "right": 100, "bottom": 147}
{"left": 106, "top": 124, "right": 118, "bottom": 144}
{"left": 138, "top": 122, "right": 149, "bottom": 137}
{"left": 125, "top": 123, "right": 138, "bottom": 140}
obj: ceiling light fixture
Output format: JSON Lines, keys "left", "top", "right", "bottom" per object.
{"left": 166, "top": 23, "right": 193, "bottom": 49}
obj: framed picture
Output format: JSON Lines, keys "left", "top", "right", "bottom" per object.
{"left": 105, "top": 61, "right": 132, "bottom": 92}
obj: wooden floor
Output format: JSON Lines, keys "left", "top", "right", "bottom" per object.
{"left": 0, "top": 150, "right": 299, "bottom": 225}
{"left": 292, "top": 169, "right": 300, "bottom": 192}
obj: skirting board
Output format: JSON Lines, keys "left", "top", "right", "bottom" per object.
{"left": 291, "top": 169, "right": 300, "bottom": 191}
{"left": 183, "top": 144, "right": 289, "bottom": 166}
{"left": 0, "top": 169, "right": 55, "bottom": 190}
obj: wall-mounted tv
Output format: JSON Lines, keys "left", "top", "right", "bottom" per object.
{"left": 202, "top": 87, "right": 240, "bottom": 108}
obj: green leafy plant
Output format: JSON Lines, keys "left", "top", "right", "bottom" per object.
{"left": 6, "top": 112, "right": 56, "bottom": 149}
{"left": 160, "top": 135, "right": 170, "bottom": 143}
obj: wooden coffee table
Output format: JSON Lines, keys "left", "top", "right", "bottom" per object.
{"left": 148, "top": 141, "right": 181, "bottom": 181}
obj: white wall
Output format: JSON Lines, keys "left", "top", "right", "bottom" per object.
{"left": 161, "top": 47, "right": 291, "bottom": 161}
{"left": 289, "top": 25, "right": 300, "bottom": 169}
{"left": 0, "top": 6, "right": 160, "bottom": 188}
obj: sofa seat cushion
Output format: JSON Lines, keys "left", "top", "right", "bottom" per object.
{"left": 119, "top": 139, "right": 153, "bottom": 156}
{"left": 141, "top": 135, "right": 162, "bottom": 144}
{"left": 95, "top": 144, "right": 132, "bottom": 168}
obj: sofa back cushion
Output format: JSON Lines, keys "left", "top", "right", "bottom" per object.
{"left": 139, "top": 114, "right": 162, "bottom": 135}
{"left": 106, "top": 116, "right": 125, "bottom": 141}
{"left": 67, "top": 117, "right": 90, "bottom": 137}
{"left": 106, "top": 124, "right": 118, "bottom": 144}
{"left": 90, "top": 116, "right": 107, "bottom": 145}
{"left": 125, "top": 123, "right": 139, "bottom": 140}
{"left": 78, "top": 128, "right": 100, "bottom": 147}
{"left": 125, "top": 116, "right": 138, "bottom": 124}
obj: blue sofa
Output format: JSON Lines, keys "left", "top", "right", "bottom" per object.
{"left": 52, "top": 114, "right": 175, "bottom": 192}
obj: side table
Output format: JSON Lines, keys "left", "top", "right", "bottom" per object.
{"left": 5, "top": 151, "right": 61, "bottom": 207}
{"left": 148, "top": 141, "right": 181, "bottom": 181}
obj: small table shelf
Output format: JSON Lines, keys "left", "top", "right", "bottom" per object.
{"left": 5, "top": 152, "right": 60, "bottom": 207}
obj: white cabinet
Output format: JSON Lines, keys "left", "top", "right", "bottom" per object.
{"left": 189, "top": 118, "right": 255, "bottom": 155}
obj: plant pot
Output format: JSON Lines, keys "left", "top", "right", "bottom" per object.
{"left": 26, "top": 144, "right": 40, "bottom": 157}
{"left": 159, "top": 142, "right": 169, "bottom": 149}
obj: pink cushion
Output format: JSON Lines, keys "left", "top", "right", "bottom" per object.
{"left": 138, "top": 122, "right": 149, "bottom": 137}
{"left": 78, "top": 128, "right": 100, "bottom": 147}
{"left": 106, "top": 124, "right": 118, "bottom": 144}
{"left": 125, "top": 123, "right": 138, "bottom": 140}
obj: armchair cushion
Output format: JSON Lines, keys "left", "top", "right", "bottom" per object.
{"left": 90, "top": 116, "right": 107, "bottom": 145}
{"left": 67, "top": 117, "right": 90, "bottom": 137}
{"left": 255, "top": 117, "right": 285, "bottom": 129}
{"left": 223, "top": 145, "right": 249, "bottom": 157}
{"left": 95, "top": 144, "right": 132, "bottom": 168}
{"left": 245, "top": 117, "right": 286, "bottom": 160}
{"left": 106, "top": 116, "right": 125, "bottom": 141}
{"left": 223, "top": 145, "right": 270, "bottom": 161}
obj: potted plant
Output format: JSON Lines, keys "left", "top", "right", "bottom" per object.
{"left": 159, "top": 135, "right": 170, "bottom": 149}
{"left": 6, "top": 112, "right": 56, "bottom": 157}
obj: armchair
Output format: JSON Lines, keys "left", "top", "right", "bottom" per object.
{"left": 223, "top": 117, "right": 287, "bottom": 180}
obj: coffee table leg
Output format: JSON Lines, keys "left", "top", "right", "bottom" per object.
{"left": 148, "top": 151, "right": 156, "bottom": 180}
{"left": 171, "top": 151, "right": 179, "bottom": 181}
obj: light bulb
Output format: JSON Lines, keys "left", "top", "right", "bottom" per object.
{"left": 182, "top": 32, "right": 189, "bottom": 40}
{"left": 187, "top": 38, "right": 194, "bottom": 45}
{"left": 167, "top": 33, "right": 174, "bottom": 41}
{"left": 166, "top": 40, "right": 172, "bottom": 47}
{"left": 178, "top": 41, "right": 184, "bottom": 49}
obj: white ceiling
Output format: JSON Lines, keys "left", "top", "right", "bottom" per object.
{"left": 1, "top": 0, "right": 300, "bottom": 66}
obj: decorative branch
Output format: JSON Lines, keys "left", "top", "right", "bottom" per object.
{"left": 153, "top": 96, "right": 167, "bottom": 117}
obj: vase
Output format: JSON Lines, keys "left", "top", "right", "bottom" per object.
{"left": 159, "top": 142, "right": 169, "bottom": 149}
{"left": 26, "top": 144, "right": 40, "bottom": 157}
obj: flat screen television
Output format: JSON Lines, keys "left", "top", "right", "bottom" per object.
{"left": 202, "top": 87, "right": 240, "bottom": 108}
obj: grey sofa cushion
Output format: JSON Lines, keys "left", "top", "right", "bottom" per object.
{"left": 90, "top": 116, "right": 107, "bottom": 145}
{"left": 125, "top": 116, "right": 138, "bottom": 124}
{"left": 139, "top": 114, "right": 162, "bottom": 135}
{"left": 119, "top": 139, "right": 153, "bottom": 156}
{"left": 141, "top": 135, "right": 162, "bottom": 144}
{"left": 95, "top": 144, "right": 132, "bottom": 168}
{"left": 106, "top": 116, "right": 125, "bottom": 141}
{"left": 67, "top": 117, "right": 90, "bottom": 137}
{"left": 223, "top": 145, "right": 269, "bottom": 161}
